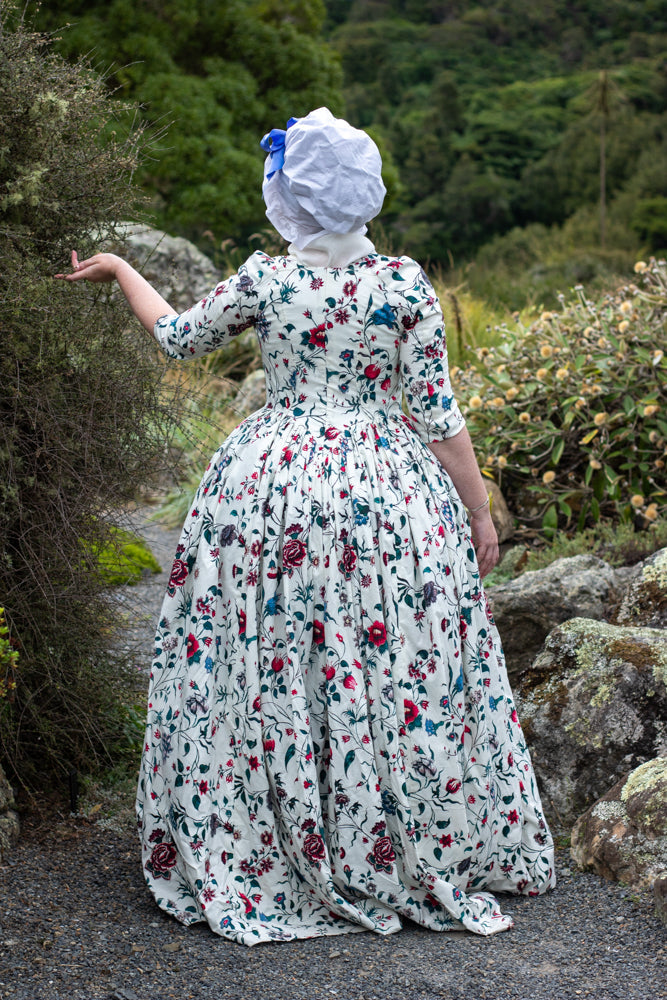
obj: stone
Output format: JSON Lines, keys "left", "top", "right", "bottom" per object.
{"left": 112, "top": 223, "right": 222, "bottom": 314}
{"left": 611, "top": 547, "right": 667, "bottom": 629}
{"left": 231, "top": 368, "right": 267, "bottom": 418}
{"left": 517, "top": 617, "right": 667, "bottom": 829}
{"left": 0, "top": 764, "right": 19, "bottom": 860}
{"left": 571, "top": 757, "right": 667, "bottom": 892}
{"left": 486, "top": 555, "right": 621, "bottom": 685}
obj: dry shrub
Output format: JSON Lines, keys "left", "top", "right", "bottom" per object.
{"left": 0, "top": 10, "right": 177, "bottom": 788}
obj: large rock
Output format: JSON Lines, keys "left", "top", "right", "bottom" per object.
{"left": 115, "top": 223, "right": 222, "bottom": 314}
{"left": 486, "top": 555, "right": 621, "bottom": 685}
{"left": 571, "top": 757, "right": 667, "bottom": 893}
{"left": 231, "top": 368, "right": 267, "bottom": 418}
{"left": 487, "top": 480, "right": 514, "bottom": 544}
{"left": 518, "top": 617, "right": 667, "bottom": 829}
{"left": 611, "top": 547, "right": 667, "bottom": 629}
{"left": 0, "top": 764, "right": 19, "bottom": 860}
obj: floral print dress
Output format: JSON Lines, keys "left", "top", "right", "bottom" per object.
{"left": 136, "top": 250, "right": 555, "bottom": 945}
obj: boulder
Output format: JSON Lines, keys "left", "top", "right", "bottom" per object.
{"left": 571, "top": 757, "right": 667, "bottom": 893}
{"left": 115, "top": 223, "right": 222, "bottom": 314}
{"left": 611, "top": 547, "right": 667, "bottom": 630}
{"left": 486, "top": 555, "right": 621, "bottom": 685}
{"left": 655, "top": 876, "right": 667, "bottom": 926}
{"left": 231, "top": 368, "right": 267, "bottom": 418}
{"left": 517, "top": 617, "right": 667, "bottom": 829}
{"left": 487, "top": 480, "right": 513, "bottom": 544}
{"left": 0, "top": 764, "right": 19, "bottom": 860}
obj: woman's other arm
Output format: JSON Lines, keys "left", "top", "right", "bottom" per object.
{"left": 427, "top": 428, "right": 499, "bottom": 579}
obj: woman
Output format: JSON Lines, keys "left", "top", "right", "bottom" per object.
{"left": 57, "top": 108, "right": 554, "bottom": 945}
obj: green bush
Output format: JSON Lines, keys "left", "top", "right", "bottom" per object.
{"left": 455, "top": 260, "right": 667, "bottom": 534}
{"left": 0, "top": 12, "right": 176, "bottom": 788}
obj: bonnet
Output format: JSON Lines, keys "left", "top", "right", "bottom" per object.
{"left": 261, "top": 107, "right": 386, "bottom": 250}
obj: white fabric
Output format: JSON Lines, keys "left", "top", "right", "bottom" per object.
{"left": 288, "top": 232, "right": 376, "bottom": 268}
{"left": 262, "top": 107, "right": 386, "bottom": 249}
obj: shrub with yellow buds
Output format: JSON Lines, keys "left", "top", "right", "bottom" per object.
{"left": 644, "top": 503, "right": 659, "bottom": 522}
{"left": 518, "top": 412, "right": 531, "bottom": 424}
{"left": 634, "top": 261, "right": 647, "bottom": 273}
{"left": 539, "top": 344, "right": 553, "bottom": 358}
{"left": 505, "top": 387, "right": 519, "bottom": 400}
{"left": 619, "top": 301, "right": 633, "bottom": 314}
{"left": 643, "top": 404, "right": 659, "bottom": 417}
{"left": 618, "top": 320, "right": 630, "bottom": 334}
{"left": 542, "top": 470, "right": 556, "bottom": 484}
{"left": 630, "top": 494, "right": 645, "bottom": 509}
{"left": 468, "top": 395, "right": 483, "bottom": 409}
{"left": 536, "top": 367, "right": 549, "bottom": 380}
{"left": 593, "top": 412, "right": 608, "bottom": 426}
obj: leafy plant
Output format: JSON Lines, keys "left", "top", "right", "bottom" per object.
{"left": 456, "top": 260, "right": 667, "bottom": 533}
{"left": 0, "top": 610, "right": 19, "bottom": 703}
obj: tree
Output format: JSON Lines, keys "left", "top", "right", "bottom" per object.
{"left": 0, "top": 8, "right": 175, "bottom": 786}
{"left": 33, "top": 0, "right": 345, "bottom": 245}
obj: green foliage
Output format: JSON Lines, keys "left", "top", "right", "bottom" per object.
{"left": 32, "top": 0, "right": 345, "bottom": 244}
{"left": 326, "top": 2, "right": 667, "bottom": 267}
{"left": 456, "top": 260, "right": 667, "bottom": 532}
{"left": 0, "top": 11, "right": 177, "bottom": 788}
{"left": 0, "top": 609, "right": 19, "bottom": 703}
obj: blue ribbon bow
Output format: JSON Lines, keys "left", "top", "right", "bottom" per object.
{"left": 260, "top": 117, "right": 298, "bottom": 179}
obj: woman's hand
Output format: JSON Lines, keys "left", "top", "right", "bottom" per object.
{"left": 55, "top": 250, "right": 122, "bottom": 283}
{"left": 470, "top": 508, "right": 499, "bottom": 579}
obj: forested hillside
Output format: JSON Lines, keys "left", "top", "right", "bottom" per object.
{"left": 27, "top": 0, "right": 667, "bottom": 301}
{"left": 326, "top": 2, "right": 667, "bottom": 271}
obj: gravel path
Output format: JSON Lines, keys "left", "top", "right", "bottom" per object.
{"left": 1, "top": 509, "right": 665, "bottom": 1000}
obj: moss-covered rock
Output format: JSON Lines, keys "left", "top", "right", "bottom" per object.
{"left": 518, "top": 618, "right": 667, "bottom": 828}
{"left": 571, "top": 757, "right": 667, "bottom": 895}
{"left": 486, "top": 555, "right": 621, "bottom": 685}
{"left": 611, "top": 547, "right": 667, "bottom": 630}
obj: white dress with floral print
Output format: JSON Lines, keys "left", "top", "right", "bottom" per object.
{"left": 136, "top": 250, "right": 555, "bottom": 945}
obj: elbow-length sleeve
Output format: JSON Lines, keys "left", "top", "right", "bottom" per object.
{"left": 153, "top": 253, "right": 263, "bottom": 361}
{"left": 396, "top": 259, "right": 466, "bottom": 442}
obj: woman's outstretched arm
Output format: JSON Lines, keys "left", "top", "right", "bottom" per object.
{"left": 55, "top": 250, "right": 177, "bottom": 334}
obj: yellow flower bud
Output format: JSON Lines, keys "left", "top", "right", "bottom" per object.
{"left": 644, "top": 503, "right": 659, "bottom": 522}
{"left": 644, "top": 404, "right": 659, "bottom": 417}
{"left": 583, "top": 326, "right": 595, "bottom": 336}
{"left": 469, "top": 395, "right": 483, "bottom": 409}
{"left": 618, "top": 320, "right": 630, "bottom": 334}
{"left": 597, "top": 337, "right": 607, "bottom": 348}
{"left": 655, "top": 459, "right": 665, "bottom": 469}
{"left": 619, "top": 300, "right": 633, "bottom": 314}
{"left": 492, "top": 396, "right": 505, "bottom": 408}
{"left": 540, "top": 344, "right": 553, "bottom": 359}
{"left": 556, "top": 367, "right": 568, "bottom": 380}
{"left": 505, "top": 387, "right": 519, "bottom": 400}
{"left": 536, "top": 367, "right": 549, "bottom": 380}
{"left": 649, "top": 430, "right": 659, "bottom": 444}
{"left": 540, "top": 311, "right": 553, "bottom": 322}
{"left": 542, "top": 470, "right": 556, "bottom": 484}
{"left": 630, "top": 494, "right": 645, "bottom": 509}
{"left": 593, "top": 412, "right": 608, "bottom": 426}
{"left": 574, "top": 397, "right": 586, "bottom": 410}
{"left": 653, "top": 350, "right": 664, "bottom": 365}
{"left": 589, "top": 458, "right": 602, "bottom": 470}
{"left": 497, "top": 455, "right": 508, "bottom": 468}
{"left": 518, "top": 412, "right": 531, "bottom": 424}
{"left": 634, "top": 261, "right": 647, "bottom": 273}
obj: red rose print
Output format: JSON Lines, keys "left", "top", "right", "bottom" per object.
{"left": 313, "top": 620, "right": 325, "bottom": 646}
{"left": 446, "top": 778, "right": 461, "bottom": 794}
{"left": 324, "top": 426, "right": 340, "bottom": 440}
{"left": 366, "top": 835, "right": 396, "bottom": 873}
{"left": 367, "top": 620, "right": 387, "bottom": 646}
{"left": 249, "top": 756, "right": 260, "bottom": 771}
{"left": 380, "top": 376, "right": 391, "bottom": 391}
{"left": 263, "top": 738, "right": 275, "bottom": 753}
{"left": 303, "top": 833, "right": 326, "bottom": 865}
{"left": 147, "top": 842, "right": 177, "bottom": 880}
{"left": 271, "top": 656, "right": 284, "bottom": 672}
{"left": 283, "top": 538, "right": 307, "bottom": 569}
{"left": 403, "top": 699, "right": 419, "bottom": 725}
{"left": 439, "top": 833, "right": 453, "bottom": 848}
{"left": 339, "top": 544, "right": 357, "bottom": 576}
{"left": 343, "top": 675, "right": 357, "bottom": 690}
{"left": 168, "top": 558, "right": 188, "bottom": 595}
{"left": 364, "top": 363, "right": 381, "bottom": 379}
{"left": 186, "top": 633, "right": 199, "bottom": 659}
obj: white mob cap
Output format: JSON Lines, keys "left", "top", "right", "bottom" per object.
{"left": 261, "top": 107, "right": 386, "bottom": 250}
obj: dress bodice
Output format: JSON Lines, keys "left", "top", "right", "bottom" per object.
{"left": 153, "top": 251, "right": 465, "bottom": 442}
